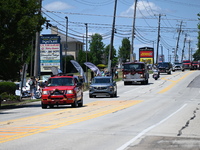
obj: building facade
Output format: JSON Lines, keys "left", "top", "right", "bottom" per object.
{"left": 51, "top": 26, "right": 84, "bottom": 60}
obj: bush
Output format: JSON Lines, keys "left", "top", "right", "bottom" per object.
{"left": 0, "top": 92, "right": 20, "bottom": 102}
{"left": 0, "top": 82, "right": 16, "bottom": 95}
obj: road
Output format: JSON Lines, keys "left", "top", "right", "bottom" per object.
{"left": 0, "top": 70, "right": 200, "bottom": 150}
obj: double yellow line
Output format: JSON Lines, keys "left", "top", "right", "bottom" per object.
{"left": 158, "top": 71, "right": 193, "bottom": 94}
{"left": 0, "top": 100, "right": 143, "bottom": 143}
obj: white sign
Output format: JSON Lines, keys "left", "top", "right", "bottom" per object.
{"left": 40, "top": 44, "right": 61, "bottom": 72}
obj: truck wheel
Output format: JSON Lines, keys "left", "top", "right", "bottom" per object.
{"left": 41, "top": 103, "right": 47, "bottom": 109}
{"left": 72, "top": 100, "right": 78, "bottom": 108}
{"left": 78, "top": 97, "right": 83, "bottom": 107}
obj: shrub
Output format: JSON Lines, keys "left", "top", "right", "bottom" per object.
{"left": 0, "top": 92, "right": 20, "bottom": 102}
{"left": 0, "top": 82, "right": 16, "bottom": 95}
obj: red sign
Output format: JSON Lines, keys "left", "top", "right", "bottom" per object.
{"left": 140, "top": 51, "right": 153, "bottom": 58}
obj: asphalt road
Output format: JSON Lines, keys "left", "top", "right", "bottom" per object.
{"left": 0, "top": 70, "right": 200, "bottom": 150}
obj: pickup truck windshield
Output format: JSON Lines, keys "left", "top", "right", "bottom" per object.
{"left": 47, "top": 78, "right": 74, "bottom": 86}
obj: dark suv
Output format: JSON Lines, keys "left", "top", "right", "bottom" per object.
{"left": 89, "top": 76, "right": 117, "bottom": 98}
{"left": 157, "top": 62, "right": 172, "bottom": 74}
{"left": 41, "top": 74, "right": 83, "bottom": 109}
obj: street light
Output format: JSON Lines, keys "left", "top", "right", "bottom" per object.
{"left": 64, "top": 16, "right": 68, "bottom": 73}
{"left": 85, "top": 23, "right": 88, "bottom": 86}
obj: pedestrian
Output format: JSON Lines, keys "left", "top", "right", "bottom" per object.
{"left": 115, "top": 70, "right": 118, "bottom": 79}
{"left": 29, "top": 76, "right": 36, "bottom": 99}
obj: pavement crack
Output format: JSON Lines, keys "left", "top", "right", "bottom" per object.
{"left": 177, "top": 107, "right": 199, "bottom": 136}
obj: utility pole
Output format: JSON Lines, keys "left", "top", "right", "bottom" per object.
{"left": 85, "top": 23, "right": 88, "bottom": 86}
{"left": 188, "top": 40, "right": 191, "bottom": 60}
{"left": 64, "top": 16, "right": 68, "bottom": 73}
{"left": 155, "top": 14, "right": 165, "bottom": 64}
{"left": 34, "top": 0, "right": 42, "bottom": 78}
{"left": 160, "top": 44, "right": 164, "bottom": 62}
{"left": 181, "top": 34, "right": 187, "bottom": 62}
{"left": 174, "top": 21, "right": 183, "bottom": 62}
{"left": 130, "top": 0, "right": 138, "bottom": 62}
{"left": 108, "top": 0, "right": 117, "bottom": 73}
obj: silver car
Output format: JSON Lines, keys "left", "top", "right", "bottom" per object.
{"left": 89, "top": 76, "right": 117, "bottom": 98}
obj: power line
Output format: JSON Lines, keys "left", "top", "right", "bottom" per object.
{"left": 72, "top": 0, "right": 115, "bottom": 6}
{"left": 43, "top": 10, "right": 198, "bottom": 22}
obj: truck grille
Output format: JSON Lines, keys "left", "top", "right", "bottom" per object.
{"left": 50, "top": 90, "right": 64, "bottom": 95}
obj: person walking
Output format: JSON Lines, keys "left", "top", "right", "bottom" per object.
{"left": 29, "top": 76, "right": 36, "bottom": 99}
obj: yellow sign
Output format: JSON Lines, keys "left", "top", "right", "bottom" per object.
{"left": 140, "top": 58, "right": 153, "bottom": 64}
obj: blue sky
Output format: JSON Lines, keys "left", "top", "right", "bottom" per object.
{"left": 41, "top": 0, "right": 200, "bottom": 62}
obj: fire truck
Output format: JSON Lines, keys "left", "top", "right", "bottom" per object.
{"left": 182, "top": 60, "right": 191, "bottom": 70}
{"left": 191, "top": 61, "right": 200, "bottom": 70}
{"left": 122, "top": 61, "right": 149, "bottom": 85}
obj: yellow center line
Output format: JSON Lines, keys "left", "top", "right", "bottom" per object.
{"left": 0, "top": 100, "right": 143, "bottom": 143}
{"left": 158, "top": 71, "right": 193, "bottom": 94}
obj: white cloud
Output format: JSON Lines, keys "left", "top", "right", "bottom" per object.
{"left": 120, "top": 1, "right": 161, "bottom": 17}
{"left": 44, "top": 1, "right": 73, "bottom": 11}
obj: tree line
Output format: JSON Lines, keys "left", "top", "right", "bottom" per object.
{"left": 0, "top": 1, "right": 200, "bottom": 81}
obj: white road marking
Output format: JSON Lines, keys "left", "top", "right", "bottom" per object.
{"left": 117, "top": 103, "right": 187, "bottom": 150}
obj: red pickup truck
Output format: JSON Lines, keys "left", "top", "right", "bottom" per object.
{"left": 41, "top": 74, "right": 83, "bottom": 109}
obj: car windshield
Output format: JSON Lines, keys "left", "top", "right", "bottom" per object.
{"left": 158, "top": 63, "right": 169, "bottom": 67}
{"left": 93, "top": 78, "right": 111, "bottom": 84}
{"left": 122, "top": 64, "right": 144, "bottom": 70}
{"left": 47, "top": 78, "right": 74, "bottom": 86}
{"left": 174, "top": 63, "right": 182, "bottom": 66}
{"left": 183, "top": 61, "right": 190, "bottom": 63}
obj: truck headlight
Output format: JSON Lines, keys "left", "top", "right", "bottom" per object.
{"left": 42, "top": 91, "right": 48, "bottom": 95}
{"left": 66, "top": 90, "right": 73, "bottom": 94}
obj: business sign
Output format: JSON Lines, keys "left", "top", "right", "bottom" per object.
{"left": 40, "top": 35, "right": 61, "bottom": 72}
{"left": 139, "top": 47, "right": 154, "bottom": 64}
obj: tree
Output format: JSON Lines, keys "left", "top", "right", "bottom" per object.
{"left": 0, "top": 0, "right": 46, "bottom": 81}
{"left": 193, "top": 13, "right": 200, "bottom": 61}
{"left": 118, "top": 38, "right": 131, "bottom": 63}
{"left": 62, "top": 55, "right": 76, "bottom": 73}
{"left": 104, "top": 44, "right": 118, "bottom": 67}
{"left": 77, "top": 49, "right": 87, "bottom": 71}
{"left": 89, "top": 33, "right": 105, "bottom": 65}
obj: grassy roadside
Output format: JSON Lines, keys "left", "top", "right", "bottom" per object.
{"left": 0, "top": 99, "right": 40, "bottom": 109}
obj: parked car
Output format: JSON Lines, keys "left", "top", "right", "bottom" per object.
{"left": 172, "top": 62, "right": 184, "bottom": 72}
{"left": 41, "top": 74, "right": 83, "bottom": 109}
{"left": 157, "top": 62, "right": 172, "bottom": 74}
{"left": 89, "top": 76, "right": 117, "bottom": 98}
